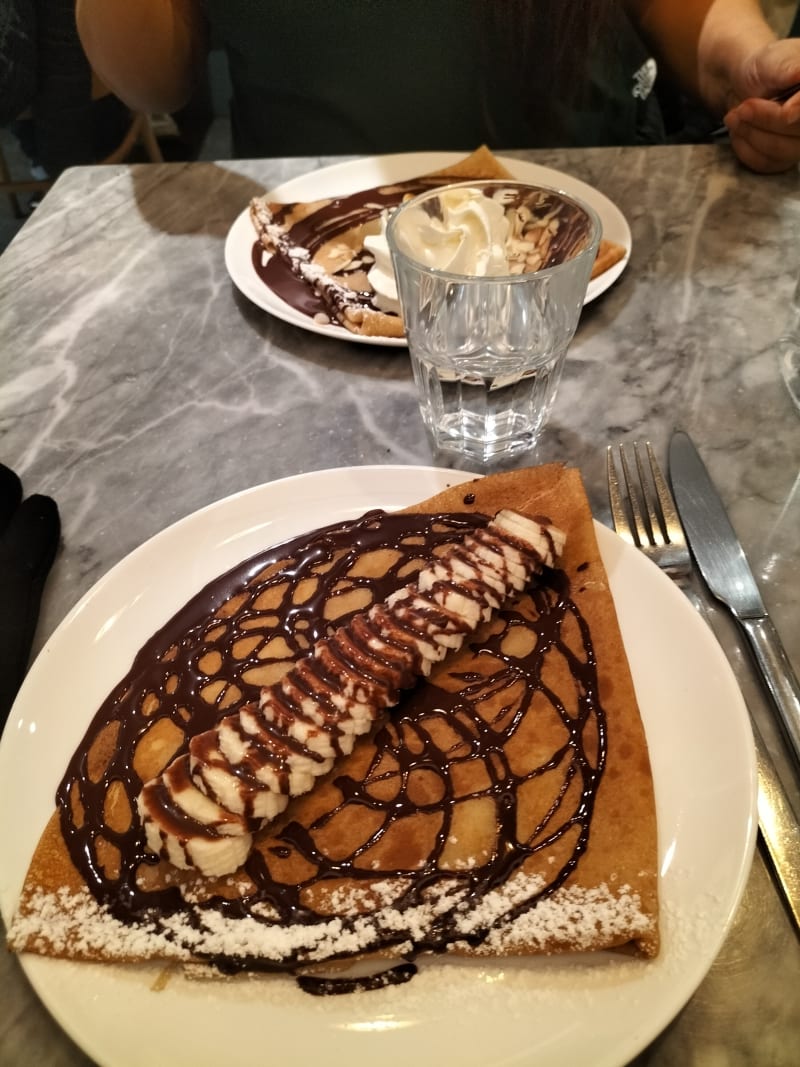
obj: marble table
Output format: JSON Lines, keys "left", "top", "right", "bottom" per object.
{"left": 1, "top": 144, "right": 799, "bottom": 1066}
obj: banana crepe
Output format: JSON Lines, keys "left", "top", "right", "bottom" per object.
{"left": 249, "top": 147, "right": 626, "bottom": 338}
{"left": 8, "top": 465, "right": 659, "bottom": 988}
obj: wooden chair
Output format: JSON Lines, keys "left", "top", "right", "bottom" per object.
{"left": 1, "top": 110, "right": 163, "bottom": 218}
{"left": 0, "top": 144, "right": 51, "bottom": 219}
{"left": 99, "top": 111, "right": 163, "bottom": 166}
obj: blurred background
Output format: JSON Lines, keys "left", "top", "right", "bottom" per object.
{"left": 1, "top": 0, "right": 797, "bottom": 253}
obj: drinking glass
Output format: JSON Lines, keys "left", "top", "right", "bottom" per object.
{"left": 387, "top": 180, "right": 600, "bottom": 465}
{"left": 779, "top": 270, "right": 800, "bottom": 413}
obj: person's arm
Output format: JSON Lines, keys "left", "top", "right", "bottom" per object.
{"left": 75, "top": 0, "right": 209, "bottom": 114}
{"left": 627, "top": 0, "right": 775, "bottom": 113}
{"left": 627, "top": 0, "right": 800, "bottom": 172}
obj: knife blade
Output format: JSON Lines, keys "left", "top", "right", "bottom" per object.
{"left": 669, "top": 429, "right": 800, "bottom": 774}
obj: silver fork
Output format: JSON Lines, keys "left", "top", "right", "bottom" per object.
{"left": 606, "top": 441, "right": 690, "bottom": 578}
{"left": 607, "top": 438, "right": 800, "bottom": 931}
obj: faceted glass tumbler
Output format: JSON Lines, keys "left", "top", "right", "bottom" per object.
{"left": 387, "top": 181, "right": 601, "bottom": 465}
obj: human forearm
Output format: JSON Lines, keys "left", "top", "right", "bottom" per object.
{"left": 75, "top": 0, "right": 208, "bottom": 114}
{"left": 628, "top": 0, "right": 800, "bottom": 174}
{"left": 626, "top": 0, "right": 776, "bottom": 115}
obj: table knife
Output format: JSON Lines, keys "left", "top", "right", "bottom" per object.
{"left": 668, "top": 430, "right": 800, "bottom": 775}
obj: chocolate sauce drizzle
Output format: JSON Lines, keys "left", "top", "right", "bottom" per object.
{"left": 56, "top": 510, "right": 606, "bottom": 991}
{"left": 254, "top": 178, "right": 439, "bottom": 324}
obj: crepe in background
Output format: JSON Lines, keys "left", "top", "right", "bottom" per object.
{"left": 249, "top": 147, "right": 626, "bottom": 338}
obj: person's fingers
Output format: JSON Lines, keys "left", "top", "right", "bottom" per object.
{"left": 726, "top": 95, "right": 800, "bottom": 133}
{"left": 727, "top": 123, "right": 799, "bottom": 172}
{"left": 727, "top": 125, "right": 800, "bottom": 173}
{"left": 740, "top": 38, "right": 800, "bottom": 101}
{"left": 724, "top": 98, "right": 800, "bottom": 173}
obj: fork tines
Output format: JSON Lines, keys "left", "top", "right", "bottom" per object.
{"left": 607, "top": 441, "right": 691, "bottom": 576}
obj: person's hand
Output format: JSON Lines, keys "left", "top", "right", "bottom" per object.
{"left": 723, "top": 37, "right": 800, "bottom": 173}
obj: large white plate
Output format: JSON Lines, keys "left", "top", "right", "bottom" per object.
{"left": 0, "top": 466, "right": 755, "bottom": 1067}
{"left": 224, "top": 153, "right": 632, "bottom": 346}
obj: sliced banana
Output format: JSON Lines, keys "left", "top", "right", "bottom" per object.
{"left": 138, "top": 510, "right": 565, "bottom": 876}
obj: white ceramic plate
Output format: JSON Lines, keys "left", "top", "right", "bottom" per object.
{"left": 0, "top": 466, "right": 755, "bottom": 1067}
{"left": 224, "top": 153, "right": 632, "bottom": 346}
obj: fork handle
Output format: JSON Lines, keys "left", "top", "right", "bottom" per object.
{"left": 739, "top": 616, "right": 800, "bottom": 776}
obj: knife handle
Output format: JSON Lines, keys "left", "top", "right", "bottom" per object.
{"left": 752, "top": 718, "right": 800, "bottom": 930}
{"left": 740, "top": 616, "right": 800, "bottom": 774}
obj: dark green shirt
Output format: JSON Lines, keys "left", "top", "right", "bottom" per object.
{"left": 207, "top": 0, "right": 666, "bottom": 157}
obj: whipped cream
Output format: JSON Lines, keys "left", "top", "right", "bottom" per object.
{"left": 392, "top": 186, "right": 511, "bottom": 276}
{"left": 364, "top": 214, "right": 401, "bottom": 314}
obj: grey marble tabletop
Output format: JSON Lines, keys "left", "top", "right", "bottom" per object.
{"left": 1, "top": 144, "right": 799, "bottom": 1066}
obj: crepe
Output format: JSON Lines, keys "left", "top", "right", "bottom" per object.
{"left": 8, "top": 465, "right": 659, "bottom": 987}
{"left": 249, "top": 147, "right": 626, "bottom": 338}
{"left": 593, "top": 238, "right": 626, "bottom": 278}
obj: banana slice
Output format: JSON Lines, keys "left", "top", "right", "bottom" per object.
{"left": 138, "top": 510, "right": 565, "bottom": 876}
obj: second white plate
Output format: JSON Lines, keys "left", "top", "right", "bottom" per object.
{"left": 225, "top": 153, "right": 632, "bottom": 346}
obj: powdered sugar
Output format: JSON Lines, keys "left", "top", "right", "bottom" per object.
{"left": 9, "top": 871, "right": 654, "bottom": 972}
{"left": 8, "top": 888, "right": 187, "bottom": 962}
{"left": 479, "top": 883, "right": 654, "bottom": 955}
